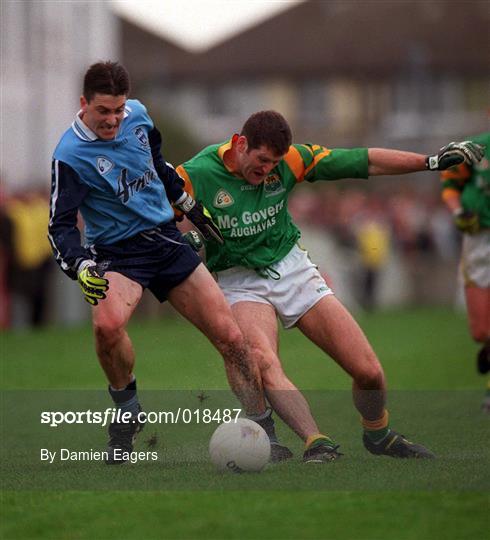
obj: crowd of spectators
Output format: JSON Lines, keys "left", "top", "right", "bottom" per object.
{"left": 0, "top": 182, "right": 462, "bottom": 329}
{"left": 0, "top": 187, "right": 54, "bottom": 329}
{"left": 289, "top": 182, "right": 461, "bottom": 310}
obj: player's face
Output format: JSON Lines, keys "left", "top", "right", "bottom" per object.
{"left": 80, "top": 93, "right": 127, "bottom": 140}
{"left": 237, "top": 142, "right": 283, "bottom": 185}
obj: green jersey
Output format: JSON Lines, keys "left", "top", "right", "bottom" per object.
{"left": 441, "top": 132, "right": 490, "bottom": 228}
{"left": 177, "top": 139, "right": 368, "bottom": 272}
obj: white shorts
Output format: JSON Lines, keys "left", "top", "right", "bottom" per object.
{"left": 461, "top": 229, "right": 490, "bottom": 288}
{"left": 216, "top": 244, "right": 334, "bottom": 328}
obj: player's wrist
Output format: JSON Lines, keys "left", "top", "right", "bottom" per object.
{"left": 425, "top": 155, "right": 438, "bottom": 171}
{"left": 77, "top": 259, "right": 96, "bottom": 275}
{"left": 175, "top": 192, "right": 196, "bottom": 213}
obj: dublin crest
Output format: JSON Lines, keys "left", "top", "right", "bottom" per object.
{"left": 96, "top": 156, "right": 114, "bottom": 175}
{"left": 133, "top": 126, "right": 149, "bottom": 147}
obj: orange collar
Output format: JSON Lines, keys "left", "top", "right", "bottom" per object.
{"left": 218, "top": 134, "right": 239, "bottom": 173}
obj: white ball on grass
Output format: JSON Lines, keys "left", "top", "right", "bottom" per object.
{"left": 209, "top": 418, "right": 271, "bottom": 473}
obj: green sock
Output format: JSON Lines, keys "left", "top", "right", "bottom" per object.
{"left": 364, "top": 426, "right": 390, "bottom": 443}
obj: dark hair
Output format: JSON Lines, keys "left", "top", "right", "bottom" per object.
{"left": 240, "top": 111, "right": 292, "bottom": 155}
{"left": 83, "top": 61, "right": 130, "bottom": 102}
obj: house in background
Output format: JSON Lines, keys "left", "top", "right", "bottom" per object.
{"left": 1, "top": 0, "right": 119, "bottom": 326}
{"left": 119, "top": 0, "right": 489, "bottom": 152}
{"left": 1, "top": 0, "right": 118, "bottom": 190}
{"left": 116, "top": 0, "right": 489, "bottom": 310}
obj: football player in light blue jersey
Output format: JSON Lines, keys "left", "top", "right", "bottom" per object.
{"left": 52, "top": 97, "right": 175, "bottom": 246}
{"left": 48, "top": 61, "right": 268, "bottom": 464}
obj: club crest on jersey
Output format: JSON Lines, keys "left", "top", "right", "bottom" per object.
{"left": 264, "top": 174, "right": 284, "bottom": 196}
{"left": 133, "top": 126, "right": 149, "bottom": 147}
{"left": 214, "top": 189, "right": 234, "bottom": 208}
{"left": 96, "top": 156, "right": 114, "bottom": 175}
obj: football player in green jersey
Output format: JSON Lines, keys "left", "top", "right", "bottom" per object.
{"left": 441, "top": 132, "right": 490, "bottom": 412}
{"left": 177, "top": 111, "right": 484, "bottom": 461}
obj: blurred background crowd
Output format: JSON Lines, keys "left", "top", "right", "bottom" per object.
{"left": 1, "top": 0, "right": 488, "bottom": 329}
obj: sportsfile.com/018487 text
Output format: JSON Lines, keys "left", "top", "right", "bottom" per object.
{"left": 40, "top": 408, "right": 242, "bottom": 428}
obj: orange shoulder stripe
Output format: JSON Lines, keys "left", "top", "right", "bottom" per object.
{"left": 217, "top": 137, "right": 235, "bottom": 172}
{"left": 300, "top": 144, "right": 314, "bottom": 155}
{"left": 217, "top": 141, "right": 232, "bottom": 161}
{"left": 304, "top": 147, "right": 332, "bottom": 177}
{"left": 283, "top": 146, "right": 306, "bottom": 183}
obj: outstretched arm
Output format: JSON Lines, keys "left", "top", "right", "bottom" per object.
{"left": 367, "top": 141, "right": 485, "bottom": 176}
{"left": 367, "top": 148, "right": 426, "bottom": 176}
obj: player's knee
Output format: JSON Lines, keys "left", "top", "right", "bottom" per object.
{"left": 252, "top": 347, "right": 280, "bottom": 377}
{"left": 355, "top": 356, "right": 384, "bottom": 389}
{"left": 214, "top": 320, "right": 247, "bottom": 356}
{"left": 260, "top": 363, "right": 287, "bottom": 390}
{"left": 469, "top": 325, "right": 488, "bottom": 344}
{"left": 93, "top": 316, "right": 126, "bottom": 347}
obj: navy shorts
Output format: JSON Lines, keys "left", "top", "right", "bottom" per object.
{"left": 91, "top": 221, "right": 201, "bottom": 302}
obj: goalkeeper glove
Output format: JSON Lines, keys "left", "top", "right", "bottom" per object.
{"left": 77, "top": 260, "right": 109, "bottom": 306}
{"left": 175, "top": 192, "right": 224, "bottom": 244}
{"left": 453, "top": 208, "right": 480, "bottom": 235}
{"left": 426, "top": 141, "right": 485, "bottom": 171}
{"left": 183, "top": 230, "right": 204, "bottom": 252}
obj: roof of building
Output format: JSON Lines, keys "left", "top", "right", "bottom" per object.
{"left": 121, "top": 0, "right": 490, "bottom": 83}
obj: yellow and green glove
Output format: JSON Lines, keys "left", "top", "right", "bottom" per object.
{"left": 77, "top": 260, "right": 109, "bottom": 306}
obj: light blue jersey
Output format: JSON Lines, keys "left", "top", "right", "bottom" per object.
{"left": 52, "top": 99, "right": 174, "bottom": 246}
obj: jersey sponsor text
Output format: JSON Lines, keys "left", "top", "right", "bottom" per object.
{"left": 216, "top": 200, "right": 285, "bottom": 237}
{"left": 116, "top": 167, "right": 159, "bottom": 204}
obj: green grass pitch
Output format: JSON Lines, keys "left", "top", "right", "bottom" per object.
{"left": 1, "top": 307, "right": 489, "bottom": 539}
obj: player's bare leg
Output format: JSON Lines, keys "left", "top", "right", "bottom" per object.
{"left": 231, "top": 300, "right": 341, "bottom": 462}
{"left": 168, "top": 263, "right": 266, "bottom": 416}
{"left": 231, "top": 301, "right": 320, "bottom": 439}
{"left": 297, "top": 295, "right": 434, "bottom": 458}
{"left": 465, "top": 285, "right": 490, "bottom": 411}
{"left": 92, "top": 272, "right": 143, "bottom": 388}
{"left": 465, "top": 285, "right": 490, "bottom": 345}
{"left": 297, "top": 295, "right": 386, "bottom": 421}
{"left": 91, "top": 272, "right": 145, "bottom": 464}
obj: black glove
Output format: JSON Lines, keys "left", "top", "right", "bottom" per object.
{"left": 183, "top": 230, "right": 204, "bottom": 252}
{"left": 453, "top": 209, "right": 479, "bottom": 234}
{"left": 77, "top": 261, "right": 109, "bottom": 306}
{"left": 426, "top": 141, "right": 485, "bottom": 171}
{"left": 175, "top": 193, "right": 224, "bottom": 244}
